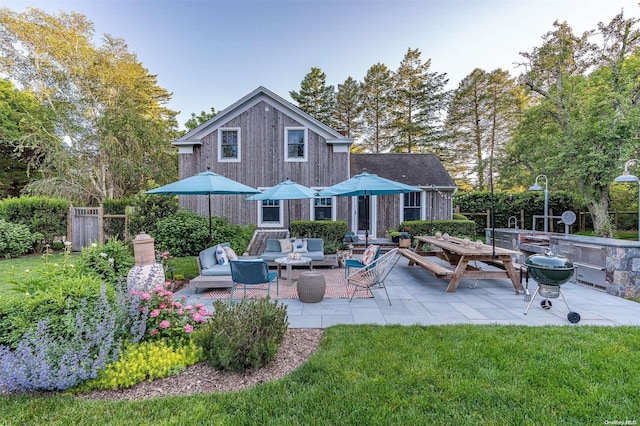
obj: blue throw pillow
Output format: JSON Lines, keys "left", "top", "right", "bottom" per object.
{"left": 216, "top": 245, "right": 229, "bottom": 265}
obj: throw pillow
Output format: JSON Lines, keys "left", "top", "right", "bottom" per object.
{"left": 361, "top": 245, "right": 380, "bottom": 265}
{"left": 292, "top": 238, "right": 308, "bottom": 253}
{"left": 215, "top": 245, "right": 229, "bottom": 265}
{"left": 279, "top": 239, "right": 293, "bottom": 253}
{"left": 223, "top": 246, "right": 238, "bottom": 260}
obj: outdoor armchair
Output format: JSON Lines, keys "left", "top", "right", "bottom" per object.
{"left": 346, "top": 248, "right": 400, "bottom": 305}
{"left": 229, "top": 260, "right": 279, "bottom": 304}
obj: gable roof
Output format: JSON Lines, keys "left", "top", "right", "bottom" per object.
{"left": 350, "top": 153, "right": 456, "bottom": 189}
{"left": 174, "top": 86, "right": 352, "bottom": 146}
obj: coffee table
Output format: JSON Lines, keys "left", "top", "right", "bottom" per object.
{"left": 274, "top": 256, "right": 312, "bottom": 286}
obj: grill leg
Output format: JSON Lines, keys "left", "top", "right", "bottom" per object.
{"left": 558, "top": 288, "right": 572, "bottom": 311}
{"left": 524, "top": 287, "right": 540, "bottom": 315}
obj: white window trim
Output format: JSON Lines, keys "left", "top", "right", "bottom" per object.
{"left": 401, "top": 191, "right": 424, "bottom": 222}
{"left": 284, "top": 127, "right": 307, "bottom": 162}
{"left": 218, "top": 127, "right": 241, "bottom": 162}
{"left": 257, "top": 197, "right": 283, "bottom": 228}
{"left": 309, "top": 192, "right": 336, "bottom": 221}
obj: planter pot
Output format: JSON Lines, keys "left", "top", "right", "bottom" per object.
{"left": 391, "top": 236, "right": 400, "bottom": 243}
{"left": 399, "top": 238, "right": 411, "bottom": 248}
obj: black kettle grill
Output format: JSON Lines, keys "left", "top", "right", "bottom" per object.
{"left": 524, "top": 252, "right": 581, "bottom": 323}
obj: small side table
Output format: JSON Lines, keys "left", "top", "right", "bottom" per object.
{"left": 274, "top": 256, "right": 312, "bottom": 286}
{"left": 297, "top": 271, "right": 326, "bottom": 303}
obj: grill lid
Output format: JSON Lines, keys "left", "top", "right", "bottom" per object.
{"left": 525, "top": 251, "right": 574, "bottom": 270}
{"left": 525, "top": 251, "right": 575, "bottom": 286}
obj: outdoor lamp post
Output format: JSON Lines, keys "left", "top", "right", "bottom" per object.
{"left": 529, "top": 174, "right": 549, "bottom": 233}
{"left": 614, "top": 159, "right": 640, "bottom": 241}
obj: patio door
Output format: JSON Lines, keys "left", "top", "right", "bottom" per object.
{"left": 356, "top": 195, "right": 376, "bottom": 237}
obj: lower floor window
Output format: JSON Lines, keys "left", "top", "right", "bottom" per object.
{"left": 403, "top": 192, "right": 421, "bottom": 221}
{"left": 314, "top": 197, "right": 333, "bottom": 221}
{"left": 261, "top": 200, "right": 280, "bottom": 223}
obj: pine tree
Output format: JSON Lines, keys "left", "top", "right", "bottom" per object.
{"left": 360, "top": 63, "right": 394, "bottom": 153}
{"left": 333, "top": 76, "right": 363, "bottom": 138}
{"left": 290, "top": 67, "right": 336, "bottom": 125}
{"left": 391, "top": 48, "right": 449, "bottom": 153}
{"left": 444, "top": 68, "right": 526, "bottom": 189}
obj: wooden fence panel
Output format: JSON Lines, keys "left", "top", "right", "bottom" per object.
{"left": 69, "top": 206, "right": 103, "bottom": 251}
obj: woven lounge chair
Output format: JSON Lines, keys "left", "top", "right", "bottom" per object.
{"left": 346, "top": 248, "right": 400, "bottom": 305}
{"left": 344, "top": 244, "right": 381, "bottom": 277}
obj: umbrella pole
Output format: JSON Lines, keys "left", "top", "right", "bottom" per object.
{"left": 208, "top": 193, "right": 212, "bottom": 242}
{"left": 365, "top": 194, "right": 369, "bottom": 246}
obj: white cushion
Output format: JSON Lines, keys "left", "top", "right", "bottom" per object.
{"left": 223, "top": 246, "right": 238, "bottom": 260}
{"left": 292, "top": 238, "right": 308, "bottom": 253}
{"left": 279, "top": 239, "right": 293, "bottom": 253}
{"left": 215, "top": 245, "right": 229, "bottom": 265}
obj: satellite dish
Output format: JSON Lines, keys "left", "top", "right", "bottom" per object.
{"left": 561, "top": 211, "right": 576, "bottom": 225}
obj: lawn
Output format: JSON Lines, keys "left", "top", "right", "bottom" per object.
{"left": 1, "top": 325, "right": 639, "bottom": 425}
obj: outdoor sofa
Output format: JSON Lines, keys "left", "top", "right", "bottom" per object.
{"left": 259, "top": 238, "right": 325, "bottom": 263}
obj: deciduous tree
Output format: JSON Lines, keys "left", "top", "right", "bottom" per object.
{"left": 0, "top": 7, "right": 179, "bottom": 203}
{"left": 0, "top": 80, "right": 56, "bottom": 198}
{"left": 504, "top": 13, "right": 640, "bottom": 237}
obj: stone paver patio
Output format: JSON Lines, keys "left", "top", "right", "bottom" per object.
{"left": 175, "top": 258, "right": 640, "bottom": 328}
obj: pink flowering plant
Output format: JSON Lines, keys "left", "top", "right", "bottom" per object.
{"left": 129, "top": 283, "right": 212, "bottom": 343}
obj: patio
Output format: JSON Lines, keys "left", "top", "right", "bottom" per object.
{"left": 175, "top": 257, "right": 640, "bottom": 328}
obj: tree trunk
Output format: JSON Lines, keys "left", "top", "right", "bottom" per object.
{"left": 587, "top": 196, "right": 614, "bottom": 238}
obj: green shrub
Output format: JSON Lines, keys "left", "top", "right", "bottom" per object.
{"left": 153, "top": 210, "right": 210, "bottom": 256}
{"left": 128, "top": 193, "right": 179, "bottom": 236}
{"left": 0, "top": 196, "right": 68, "bottom": 248}
{"left": 0, "top": 219, "right": 40, "bottom": 258}
{"left": 398, "top": 220, "right": 477, "bottom": 238}
{"left": 193, "top": 298, "right": 288, "bottom": 372}
{"left": 0, "top": 268, "right": 106, "bottom": 348}
{"left": 153, "top": 211, "right": 254, "bottom": 256}
{"left": 78, "top": 239, "right": 134, "bottom": 284}
{"left": 76, "top": 339, "right": 203, "bottom": 391}
{"left": 290, "top": 220, "right": 348, "bottom": 242}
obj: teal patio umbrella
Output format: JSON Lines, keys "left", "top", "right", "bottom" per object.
{"left": 317, "top": 171, "right": 421, "bottom": 245}
{"left": 246, "top": 178, "right": 317, "bottom": 227}
{"left": 146, "top": 169, "right": 260, "bottom": 241}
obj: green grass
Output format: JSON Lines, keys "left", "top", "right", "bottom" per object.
{"left": 2, "top": 325, "right": 640, "bottom": 424}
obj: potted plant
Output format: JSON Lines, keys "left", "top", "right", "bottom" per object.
{"left": 390, "top": 231, "right": 401, "bottom": 243}
{"left": 399, "top": 232, "right": 412, "bottom": 248}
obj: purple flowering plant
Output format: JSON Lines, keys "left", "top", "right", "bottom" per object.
{"left": 130, "top": 282, "right": 212, "bottom": 343}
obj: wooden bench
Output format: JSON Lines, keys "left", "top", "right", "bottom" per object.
{"left": 398, "top": 248, "right": 453, "bottom": 278}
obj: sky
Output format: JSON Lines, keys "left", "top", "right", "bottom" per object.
{"left": 4, "top": 0, "right": 640, "bottom": 128}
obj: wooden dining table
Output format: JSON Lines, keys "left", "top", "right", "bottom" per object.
{"left": 410, "top": 235, "right": 522, "bottom": 293}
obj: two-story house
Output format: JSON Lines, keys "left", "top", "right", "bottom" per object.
{"left": 172, "top": 86, "right": 456, "bottom": 239}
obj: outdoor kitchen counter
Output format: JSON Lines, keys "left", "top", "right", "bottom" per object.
{"left": 412, "top": 235, "right": 523, "bottom": 293}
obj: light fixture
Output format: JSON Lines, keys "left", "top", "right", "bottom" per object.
{"left": 614, "top": 159, "right": 640, "bottom": 241}
{"left": 529, "top": 174, "right": 549, "bottom": 233}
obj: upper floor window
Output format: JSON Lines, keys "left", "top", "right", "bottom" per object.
{"left": 285, "top": 127, "right": 307, "bottom": 162}
{"left": 403, "top": 192, "right": 422, "bottom": 221}
{"left": 218, "top": 128, "right": 241, "bottom": 162}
